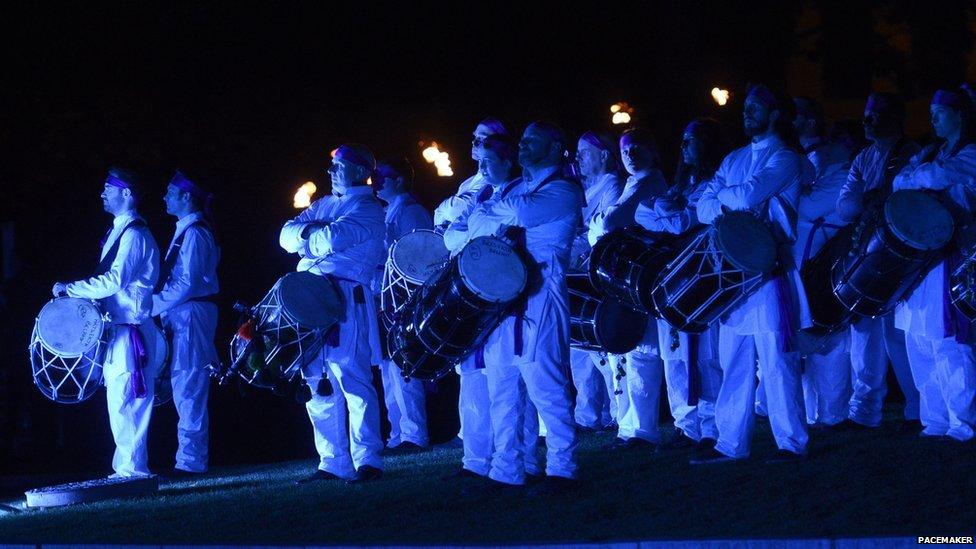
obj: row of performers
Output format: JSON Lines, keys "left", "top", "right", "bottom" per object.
{"left": 46, "top": 83, "right": 976, "bottom": 493}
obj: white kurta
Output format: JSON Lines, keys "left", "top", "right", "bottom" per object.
{"left": 892, "top": 143, "right": 976, "bottom": 441}
{"left": 67, "top": 210, "right": 162, "bottom": 477}
{"left": 696, "top": 136, "right": 810, "bottom": 458}
{"left": 152, "top": 211, "right": 220, "bottom": 472}
{"left": 793, "top": 141, "right": 852, "bottom": 426}
{"left": 280, "top": 185, "right": 386, "bottom": 477}
{"left": 837, "top": 139, "right": 921, "bottom": 426}
{"left": 635, "top": 175, "right": 722, "bottom": 441}
{"left": 434, "top": 173, "right": 487, "bottom": 228}
{"left": 379, "top": 193, "right": 432, "bottom": 448}
{"left": 455, "top": 165, "right": 582, "bottom": 484}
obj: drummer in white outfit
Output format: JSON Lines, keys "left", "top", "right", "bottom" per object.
{"left": 892, "top": 88, "right": 976, "bottom": 442}
{"left": 588, "top": 128, "right": 667, "bottom": 450}
{"left": 373, "top": 157, "right": 431, "bottom": 450}
{"left": 792, "top": 98, "right": 855, "bottom": 428}
{"left": 152, "top": 171, "right": 220, "bottom": 475}
{"left": 635, "top": 118, "right": 725, "bottom": 450}
{"left": 53, "top": 168, "right": 162, "bottom": 477}
{"left": 691, "top": 85, "right": 811, "bottom": 464}
{"left": 570, "top": 131, "right": 624, "bottom": 431}
{"left": 449, "top": 124, "right": 582, "bottom": 492}
{"left": 835, "top": 92, "right": 921, "bottom": 430}
{"left": 280, "top": 144, "right": 387, "bottom": 483}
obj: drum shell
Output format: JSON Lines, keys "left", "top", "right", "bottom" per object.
{"left": 567, "top": 273, "right": 647, "bottom": 354}
{"left": 29, "top": 298, "right": 108, "bottom": 404}
{"left": 800, "top": 223, "right": 855, "bottom": 334}
{"left": 950, "top": 251, "right": 976, "bottom": 321}
{"left": 588, "top": 226, "right": 693, "bottom": 314}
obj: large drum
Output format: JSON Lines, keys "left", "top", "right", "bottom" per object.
{"left": 588, "top": 226, "right": 695, "bottom": 314}
{"left": 800, "top": 223, "right": 856, "bottom": 334}
{"left": 214, "top": 271, "right": 342, "bottom": 389}
{"left": 950, "top": 249, "right": 976, "bottom": 321}
{"left": 832, "top": 189, "right": 954, "bottom": 317}
{"left": 651, "top": 210, "right": 778, "bottom": 333}
{"left": 568, "top": 272, "right": 648, "bottom": 354}
{"left": 29, "top": 298, "right": 108, "bottom": 403}
{"left": 380, "top": 229, "right": 449, "bottom": 329}
{"left": 389, "top": 235, "right": 528, "bottom": 380}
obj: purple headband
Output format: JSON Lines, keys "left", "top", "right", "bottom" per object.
{"left": 526, "top": 122, "right": 565, "bottom": 145}
{"left": 105, "top": 171, "right": 134, "bottom": 189}
{"left": 932, "top": 89, "right": 966, "bottom": 110}
{"left": 579, "top": 131, "right": 610, "bottom": 151}
{"left": 865, "top": 94, "right": 891, "bottom": 113}
{"left": 170, "top": 171, "right": 209, "bottom": 200}
{"left": 333, "top": 145, "right": 374, "bottom": 171}
{"left": 683, "top": 120, "right": 703, "bottom": 135}
{"left": 747, "top": 85, "right": 779, "bottom": 110}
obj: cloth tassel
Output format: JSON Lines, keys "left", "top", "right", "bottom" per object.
{"left": 126, "top": 325, "right": 148, "bottom": 399}
{"left": 773, "top": 275, "right": 796, "bottom": 353}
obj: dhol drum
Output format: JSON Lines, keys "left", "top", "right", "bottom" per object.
{"left": 800, "top": 223, "right": 856, "bottom": 335}
{"left": 832, "top": 189, "right": 954, "bottom": 317}
{"left": 950, "top": 248, "right": 976, "bottom": 321}
{"left": 588, "top": 226, "right": 695, "bottom": 314}
{"left": 153, "top": 325, "right": 174, "bottom": 407}
{"left": 213, "top": 271, "right": 342, "bottom": 390}
{"left": 388, "top": 235, "right": 528, "bottom": 380}
{"left": 567, "top": 272, "right": 648, "bottom": 354}
{"left": 380, "top": 229, "right": 449, "bottom": 329}
{"left": 29, "top": 297, "right": 108, "bottom": 403}
{"left": 651, "top": 210, "right": 779, "bottom": 333}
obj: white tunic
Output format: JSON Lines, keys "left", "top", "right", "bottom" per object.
{"left": 587, "top": 170, "right": 667, "bottom": 246}
{"left": 836, "top": 139, "right": 921, "bottom": 223}
{"left": 434, "top": 173, "right": 487, "bottom": 228}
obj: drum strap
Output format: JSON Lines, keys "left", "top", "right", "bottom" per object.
{"left": 801, "top": 217, "right": 847, "bottom": 264}
{"left": 94, "top": 219, "right": 147, "bottom": 277}
{"left": 155, "top": 221, "right": 215, "bottom": 294}
{"left": 773, "top": 275, "right": 797, "bottom": 353}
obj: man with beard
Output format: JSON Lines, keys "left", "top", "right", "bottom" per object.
{"left": 52, "top": 168, "right": 163, "bottom": 477}
{"left": 835, "top": 93, "right": 921, "bottom": 431}
{"left": 570, "top": 131, "right": 624, "bottom": 431}
{"left": 280, "top": 144, "right": 386, "bottom": 483}
{"left": 449, "top": 122, "right": 582, "bottom": 493}
{"left": 691, "top": 85, "right": 811, "bottom": 464}
{"left": 373, "top": 157, "right": 432, "bottom": 451}
{"left": 588, "top": 128, "right": 668, "bottom": 450}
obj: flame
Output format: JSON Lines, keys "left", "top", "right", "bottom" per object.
{"left": 711, "top": 87, "right": 730, "bottom": 106}
{"left": 610, "top": 102, "right": 635, "bottom": 125}
{"left": 293, "top": 181, "right": 317, "bottom": 209}
{"left": 420, "top": 141, "right": 453, "bottom": 177}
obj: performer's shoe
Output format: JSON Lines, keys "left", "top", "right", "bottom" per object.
{"left": 918, "top": 431, "right": 954, "bottom": 442}
{"left": 384, "top": 441, "right": 427, "bottom": 455}
{"left": 765, "top": 449, "right": 808, "bottom": 464}
{"left": 441, "top": 467, "right": 484, "bottom": 481}
{"left": 659, "top": 434, "right": 698, "bottom": 451}
{"left": 346, "top": 465, "right": 383, "bottom": 484}
{"left": 899, "top": 419, "right": 923, "bottom": 434}
{"left": 689, "top": 447, "right": 738, "bottom": 465}
{"left": 528, "top": 476, "right": 580, "bottom": 497}
{"left": 609, "top": 437, "right": 657, "bottom": 452}
{"left": 164, "top": 467, "right": 205, "bottom": 479}
{"left": 435, "top": 437, "right": 464, "bottom": 449}
{"left": 836, "top": 419, "right": 875, "bottom": 431}
{"left": 697, "top": 437, "right": 717, "bottom": 451}
{"left": 462, "top": 477, "right": 520, "bottom": 496}
{"left": 295, "top": 470, "right": 342, "bottom": 485}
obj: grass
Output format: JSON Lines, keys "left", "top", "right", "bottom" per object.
{"left": 0, "top": 406, "right": 974, "bottom": 545}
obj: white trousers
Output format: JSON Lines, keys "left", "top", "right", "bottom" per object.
{"left": 904, "top": 332, "right": 976, "bottom": 441}
{"left": 162, "top": 301, "right": 218, "bottom": 472}
{"left": 657, "top": 320, "right": 721, "bottom": 441}
{"left": 801, "top": 330, "right": 851, "bottom": 426}
{"left": 104, "top": 323, "right": 162, "bottom": 477}
{"left": 302, "top": 280, "right": 383, "bottom": 479}
{"left": 610, "top": 350, "right": 663, "bottom": 443}
{"left": 379, "top": 359, "right": 428, "bottom": 447}
{"left": 849, "top": 313, "right": 920, "bottom": 426}
{"left": 715, "top": 328, "right": 808, "bottom": 458}
{"left": 569, "top": 349, "right": 612, "bottom": 428}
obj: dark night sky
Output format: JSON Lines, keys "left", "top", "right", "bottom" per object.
{"left": 1, "top": 2, "right": 974, "bottom": 473}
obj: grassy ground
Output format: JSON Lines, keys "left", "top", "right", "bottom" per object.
{"left": 0, "top": 407, "right": 974, "bottom": 545}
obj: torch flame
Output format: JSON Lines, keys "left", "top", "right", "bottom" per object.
{"left": 421, "top": 141, "right": 454, "bottom": 177}
{"left": 711, "top": 87, "right": 730, "bottom": 106}
{"left": 293, "top": 181, "right": 317, "bottom": 209}
{"left": 610, "top": 102, "right": 635, "bottom": 125}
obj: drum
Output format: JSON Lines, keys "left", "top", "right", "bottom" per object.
{"left": 800, "top": 223, "right": 856, "bottom": 334}
{"left": 388, "top": 235, "right": 528, "bottom": 380}
{"left": 588, "top": 226, "right": 695, "bottom": 314}
{"left": 567, "top": 272, "right": 648, "bottom": 354}
{"left": 380, "top": 230, "right": 449, "bottom": 329}
{"left": 651, "top": 210, "right": 778, "bottom": 333}
{"left": 832, "top": 190, "right": 954, "bottom": 317}
{"left": 29, "top": 297, "right": 108, "bottom": 403}
{"left": 950, "top": 249, "right": 976, "bottom": 321}
{"left": 216, "top": 271, "right": 342, "bottom": 389}
{"left": 153, "top": 325, "right": 174, "bottom": 407}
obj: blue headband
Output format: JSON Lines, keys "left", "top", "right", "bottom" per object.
{"left": 932, "top": 89, "right": 966, "bottom": 110}
{"left": 334, "top": 145, "right": 375, "bottom": 171}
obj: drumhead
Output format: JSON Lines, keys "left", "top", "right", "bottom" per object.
{"left": 885, "top": 190, "right": 954, "bottom": 251}
{"left": 37, "top": 298, "right": 105, "bottom": 357}
{"left": 714, "top": 211, "right": 777, "bottom": 273}
{"left": 277, "top": 271, "right": 342, "bottom": 328}
{"left": 458, "top": 236, "right": 527, "bottom": 303}
{"left": 391, "top": 230, "right": 449, "bottom": 284}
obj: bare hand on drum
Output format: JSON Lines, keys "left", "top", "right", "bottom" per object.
{"left": 51, "top": 282, "right": 67, "bottom": 298}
